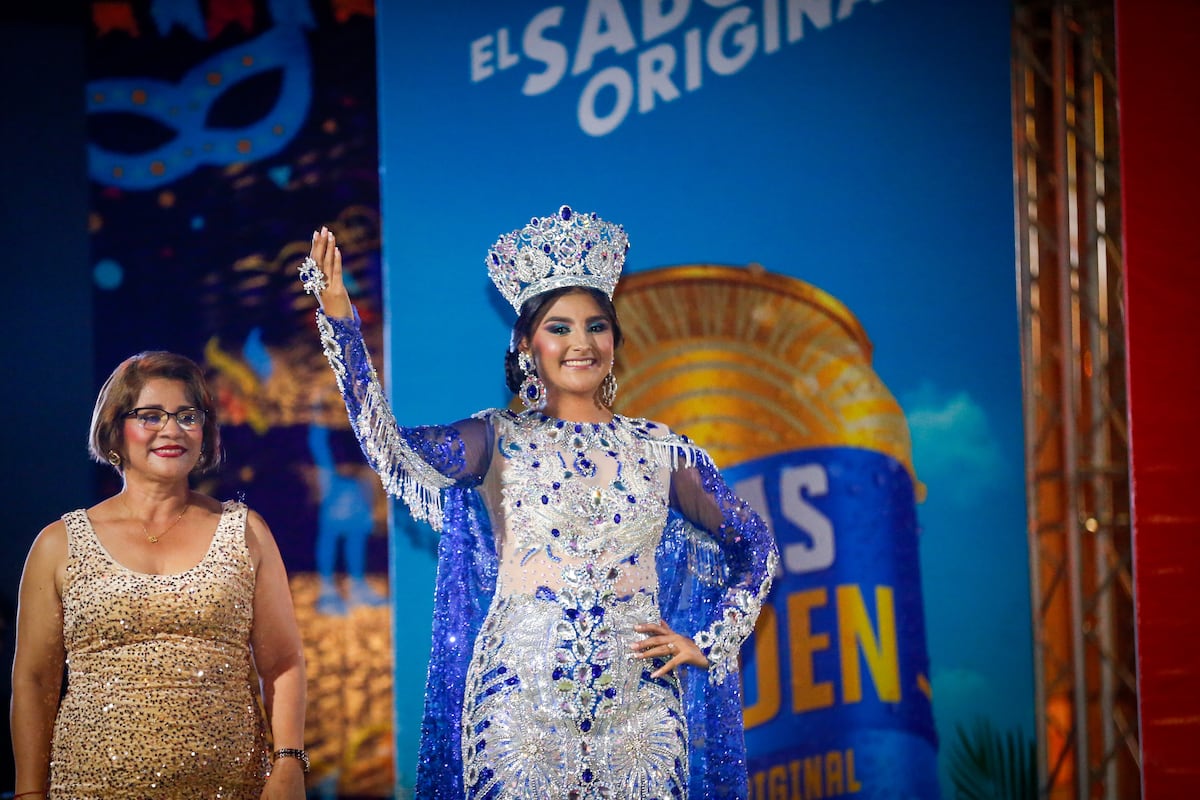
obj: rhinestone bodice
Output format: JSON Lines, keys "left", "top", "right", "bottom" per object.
{"left": 485, "top": 413, "right": 671, "bottom": 599}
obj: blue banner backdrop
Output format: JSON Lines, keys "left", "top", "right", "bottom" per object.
{"left": 374, "top": 0, "right": 1031, "bottom": 796}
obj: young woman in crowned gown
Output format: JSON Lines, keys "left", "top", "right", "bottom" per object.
{"left": 299, "top": 206, "right": 779, "bottom": 799}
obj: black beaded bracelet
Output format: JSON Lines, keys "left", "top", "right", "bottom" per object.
{"left": 272, "top": 747, "right": 310, "bottom": 773}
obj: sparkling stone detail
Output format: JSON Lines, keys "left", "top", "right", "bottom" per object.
{"left": 486, "top": 205, "right": 629, "bottom": 311}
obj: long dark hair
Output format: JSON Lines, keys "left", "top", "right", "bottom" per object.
{"left": 504, "top": 286, "right": 624, "bottom": 393}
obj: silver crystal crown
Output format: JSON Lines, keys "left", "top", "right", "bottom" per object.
{"left": 487, "top": 205, "right": 629, "bottom": 312}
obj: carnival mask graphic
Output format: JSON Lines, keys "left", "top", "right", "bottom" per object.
{"left": 87, "top": 0, "right": 314, "bottom": 190}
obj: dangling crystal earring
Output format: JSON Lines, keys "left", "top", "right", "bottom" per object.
{"left": 518, "top": 351, "right": 547, "bottom": 411}
{"left": 600, "top": 370, "right": 618, "bottom": 408}
{"left": 107, "top": 450, "right": 122, "bottom": 467}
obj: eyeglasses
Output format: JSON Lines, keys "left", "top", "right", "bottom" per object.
{"left": 124, "top": 407, "right": 207, "bottom": 431}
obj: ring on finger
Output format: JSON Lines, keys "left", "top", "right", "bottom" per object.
{"left": 299, "top": 256, "right": 329, "bottom": 295}
{"left": 667, "top": 642, "right": 675, "bottom": 653}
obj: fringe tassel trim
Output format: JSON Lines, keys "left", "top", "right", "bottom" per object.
{"left": 319, "top": 311, "right": 453, "bottom": 531}
{"left": 643, "top": 437, "right": 702, "bottom": 472}
{"left": 685, "top": 527, "right": 729, "bottom": 587}
{"left": 357, "top": 381, "right": 454, "bottom": 532}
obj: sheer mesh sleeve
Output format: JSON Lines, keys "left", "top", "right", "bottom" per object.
{"left": 317, "top": 309, "right": 493, "bottom": 531}
{"left": 669, "top": 453, "right": 780, "bottom": 685}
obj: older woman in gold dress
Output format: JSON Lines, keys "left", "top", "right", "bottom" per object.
{"left": 10, "top": 351, "right": 307, "bottom": 799}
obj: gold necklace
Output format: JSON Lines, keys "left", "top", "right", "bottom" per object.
{"left": 121, "top": 496, "right": 190, "bottom": 543}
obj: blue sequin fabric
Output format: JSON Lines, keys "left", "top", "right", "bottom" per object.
{"left": 319, "top": 310, "right": 780, "bottom": 799}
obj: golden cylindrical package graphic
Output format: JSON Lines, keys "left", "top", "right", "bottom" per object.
{"left": 614, "top": 264, "right": 939, "bottom": 799}
{"left": 614, "top": 264, "right": 915, "bottom": 480}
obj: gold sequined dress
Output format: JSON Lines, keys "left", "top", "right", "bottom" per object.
{"left": 51, "top": 501, "right": 269, "bottom": 799}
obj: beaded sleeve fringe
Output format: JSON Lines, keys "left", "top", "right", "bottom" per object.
{"left": 694, "top": 545, "right": 779, "bottom": 684}
{"left": 645, "top": 436, "right": 700, "bottom": 471}
{"left": 317, "top": 311, "right": 454, "bottom": 530}
{"left": 688, "top": 455, "right": 781, "bottom": 686}
{"left": 681, "top": 523, "right": 730, "bottom": 587}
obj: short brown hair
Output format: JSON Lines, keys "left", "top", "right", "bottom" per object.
{"left": 89, "top": 351, "right": 222, "bottom": 474}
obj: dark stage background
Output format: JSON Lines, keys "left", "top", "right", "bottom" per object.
{"left": 1, "top": 6, "right": 90, "bottom": 791}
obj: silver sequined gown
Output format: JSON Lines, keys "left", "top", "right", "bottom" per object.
{"left": 461, "top": 412, "right": 692, "bottom": 797}
{"left": 51, "top": 502, "right": 269, "bottom": 799}
{"left": 318, "top": 310, "right": 779, "bottom": 799}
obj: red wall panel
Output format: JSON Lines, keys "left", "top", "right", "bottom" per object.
{"left": 1115, "top": 1, "right": 1200, "bottom": 796}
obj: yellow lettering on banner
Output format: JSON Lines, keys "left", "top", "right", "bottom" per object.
{"left": 788, "top": 589, "right": 834, "bottom": 712}
{"left": 747, "top": 749, "right": 862, "bottom": 799}
{"left": 769, "top": 765, "right": 789, "bottom": 800}
{"left": 826, "top": 750, "right": 844, "bottom": 794}
{"left": 847, "top": 748, "right": 862, "bottom": 791}
{"left": 836, "top": 585, "right": 900, "bottom": 704}
{"left": 804, "top": 755, "right": 823, "bottom": 798}
{"left": 743, "top": 605, "right": 782, "bottom": 728}
{"left": 752, "top": 770, "right": 766, "bottom": 799}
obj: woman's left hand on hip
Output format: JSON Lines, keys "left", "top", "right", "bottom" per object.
{"left": 632, "top": 619, "right": 709, "bottom": 678}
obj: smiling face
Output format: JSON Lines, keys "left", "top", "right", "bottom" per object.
{"left": 120, "top": 378, "right": 205, "bottom": 482}
{"left": 521, "top": 290, "right": 616, "bottom": 416}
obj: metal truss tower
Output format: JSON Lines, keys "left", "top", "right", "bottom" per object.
{"left": 1012, "top": 1, "right": 1139, "bottom": 798}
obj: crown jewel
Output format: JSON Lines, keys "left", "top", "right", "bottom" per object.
{"left": 487, "top": 205, "right": 629, "bottom": 312}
